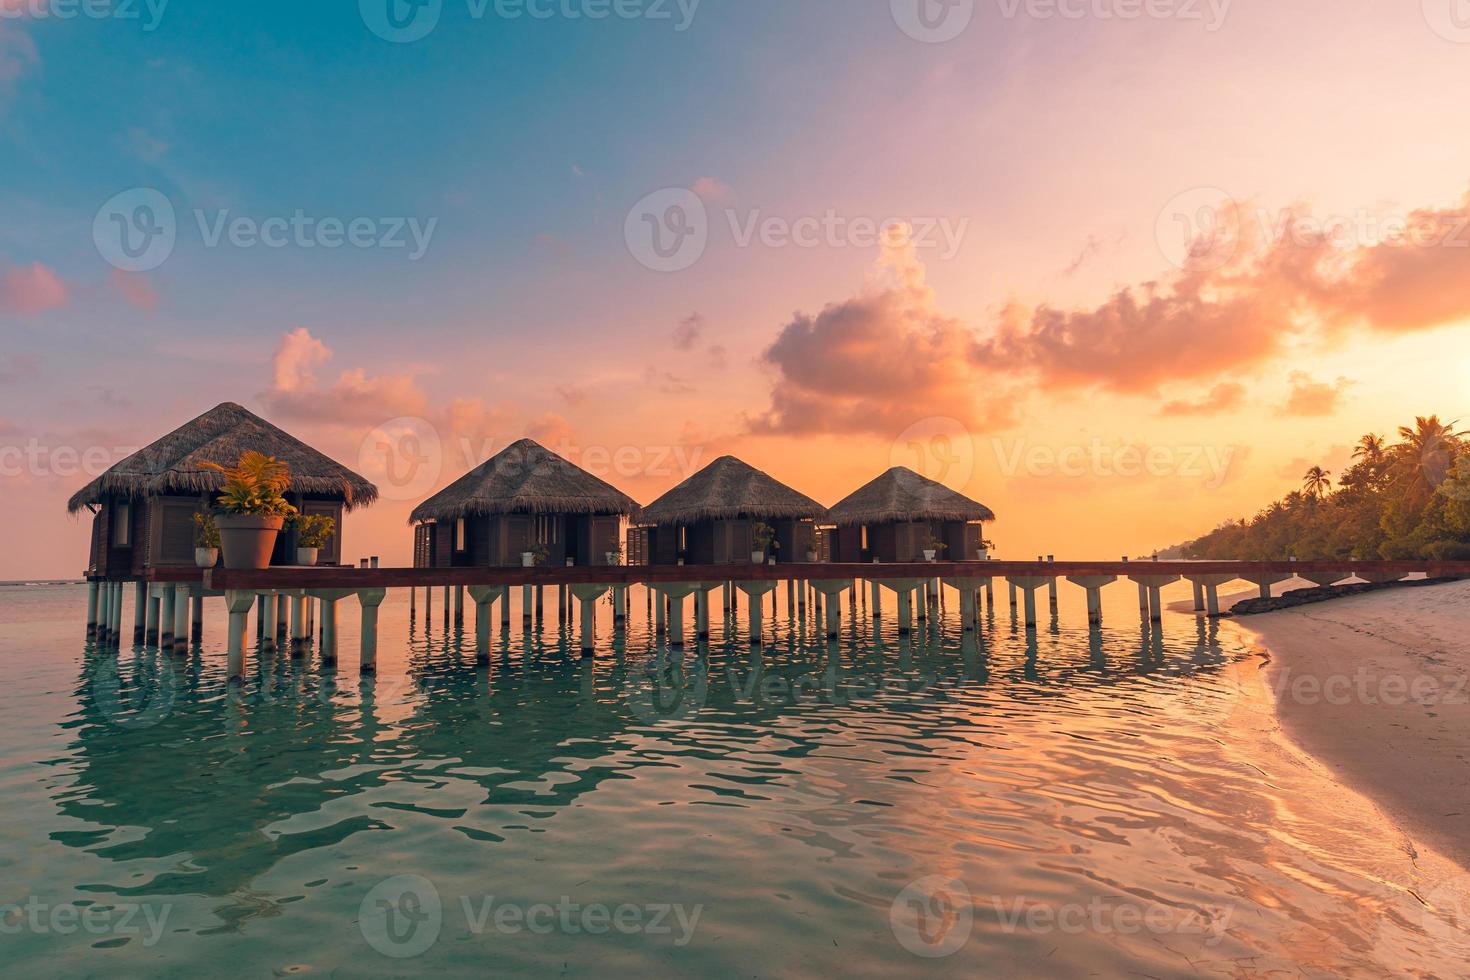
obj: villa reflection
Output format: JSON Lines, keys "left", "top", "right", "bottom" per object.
{"left": 56, "top": 607, "right": 1237, "bottom": 926}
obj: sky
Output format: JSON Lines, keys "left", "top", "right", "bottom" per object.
{"left": 3, "top": 0, "right": 1470, "bottom": 578}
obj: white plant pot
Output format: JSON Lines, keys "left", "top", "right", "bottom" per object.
{"left": 606, "top": 552, "right": 618, "bottom": 566}
{"left": 194, "top": 547, "right": 218, "bottom": 569}
{"left": 297, "top": 547, "right": 319, "bottom": 567}
{"left": 805, "top": 551, "right": 818, "bottom": 563}
{"left": 923, "top": 550, "right": 937, "bottom": 562}
{"left": 767, "top": 557, "right": 776, "bottom": 566}
{"left": 978, "top": 549, "right": 989, "bottom": 561}
{"left": 751, "top": 551, "right": 765, "bottom": 564}
{"left": 522, "top": 552, "right": 535, "bottom": 567}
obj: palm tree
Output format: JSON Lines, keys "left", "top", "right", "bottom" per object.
{"left": 1302, "top": 466, "right": 1332, "bottom": 499}
{"left": 1353, "top": 433, "right": 1386, "bottom": 464}
{"left": 1393, "top": 416, "right": 1462, "bottom": 497}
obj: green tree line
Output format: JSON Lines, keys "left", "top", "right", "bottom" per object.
{"left": 1183, "top": 417, "right": 1470, "bottom": 561}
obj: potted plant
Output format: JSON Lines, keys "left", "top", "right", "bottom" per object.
{"left": 193, "top": 512, "right": 220, "bottom": 568}
{"left": 606, "top": 545, "right": 623, "bottom": 566}
{"left": 201, "top": 452, "right": 297, "bottom": 570}
{"left": 979, "top": 537, "right": 995, "bottom": 561}
{"left": 923, "top": 536, "right": 946, "bottom": 562}
{"left": 292, "top": 513, "right": 335, "bottom": 567}
{"left": 804, "top": 528, "right": 821, "bottom": 563}
{"left": 522, "top": 550, "right": 536, "bottom": 567}
{"left": 525, "top": 544, "right": 550, "bottom": 567}
{"left": 751, "top": 522, "right": 775, "bottom": 564}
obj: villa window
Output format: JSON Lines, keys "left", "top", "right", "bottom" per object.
{"left": 113, "top": 501, "right": 131, "bottom": 547}
{"left": 455, "top": 518, "right": 466, "bottom": 552}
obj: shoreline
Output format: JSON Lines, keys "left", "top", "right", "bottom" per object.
{"left": 1232, "top": 580, "right": 1470, "bottom": 871}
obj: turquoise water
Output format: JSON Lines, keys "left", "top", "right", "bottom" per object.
{"left": 1, "top": 581, "right": 1466, "bottom": 977}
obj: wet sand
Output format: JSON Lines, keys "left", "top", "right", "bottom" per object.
{"left": 1234, "top": 580, "right": 1470, "bottom": 871}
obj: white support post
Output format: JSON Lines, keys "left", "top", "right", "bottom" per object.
{"left": 469, "top": 586, "right": 504, "bottom": 664}
{"left": 291, "top": 594, "right": 306, "bottom": 655}
{"left": 146, "top": 588, "right": 160, "bottom": 647}
{"left": 522, "top": 584, "right": 533, "bottom": 625}
{"left": 160, "top": 584, "right": 177, "bottom": 649}
{"left": 695, "top": 588, "right": 710, "bottom": 640}
{"left": 320, "top": 597, "right": 340, "bottom": 665}
{"left": 85, "top": 581, "right": 100, "bottom": 639}
{"left": 173, "top": 585, "right": 191, "bottom": 654}
{"left": 454, "top": 585, "right": 464, "bottom": 629}
{"left": 897, "top": 589, "right": 912, "bottom": 635}
{"left": 111, "top": 582, "right": 124, "bottom": 646}
{"left": 226, "top": 590, "right": 255, "bottom": 683}
{"left": 358, "top": 589, "right": 387, "bottom": 674}
{"left": 959, "top": 586, "right": 976, "bottom": 632}
{"left": 132, "top": 581, "right": 147, "bottom": 646}
{"left": 569, "top": 585, "right": 610, "bottom": 656}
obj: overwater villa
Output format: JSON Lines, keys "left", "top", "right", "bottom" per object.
{"left": 630, "top": 455, "right": 826, "bottom": 565}
{"left": 410, "top": 439, "right": 639, "bottom": 567}
{"left": 826, "top": 466, "right": 995, "bottom": 563}
{"left": 68, "top": 401, "right": 378, "bottom": 579}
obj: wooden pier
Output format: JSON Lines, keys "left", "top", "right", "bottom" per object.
{"left": 81, "top": 559, "right": 1470, "bottom": 683}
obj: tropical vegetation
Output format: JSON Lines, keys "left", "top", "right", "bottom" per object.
{"left": 1183, "top": 416, "right": 1470, "bottom": 561}
{"left": 201, "top": 451, "right": 297, "bottom": 517}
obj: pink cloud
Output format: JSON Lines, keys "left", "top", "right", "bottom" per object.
{"left": 111, "top": 269, "right": 160, "bottom": 311}
{"left": 0, "top": 262, "right": 68, "bottom": 315}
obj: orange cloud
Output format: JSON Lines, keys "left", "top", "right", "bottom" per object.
{"left": 752, "top": 232, "right": 1016, "bottom": 436}
{"left": 0, "top": 262, "right": 67, "bottom": 315}
{"left": 1275, "top": 372, "right": 1354, "bottom": 418}
{"left": 1159, "top": 382, "right": 1249, "bottom": 417}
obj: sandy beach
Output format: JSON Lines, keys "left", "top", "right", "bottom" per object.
{"left": 1234, "top": 580, "right": 1470, "bottom": 871}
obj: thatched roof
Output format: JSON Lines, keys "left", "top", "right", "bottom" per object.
{"left": 410, "top": 439, "right": 638, "bottom": 523}
{"left": 66, "top": 402, "right": 378, "bottom": 514}
{"left": 827, "top": 467, "right": 994, "bottom": 526}
{"left": 639, "top": 456, "right": 825, "bottom": 525}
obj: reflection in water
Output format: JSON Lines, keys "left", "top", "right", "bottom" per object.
{"left": 2, "top": 583, "right": 1466, "bottom": 975}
